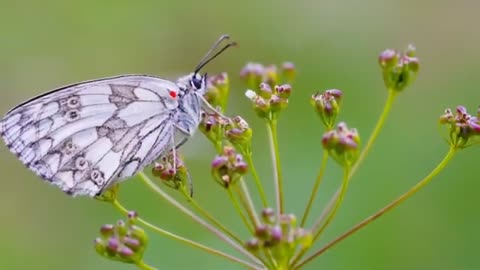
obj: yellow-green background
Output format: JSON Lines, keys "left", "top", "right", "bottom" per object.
{"left": 1, "top": 1, "right": 478, "bottom": 269}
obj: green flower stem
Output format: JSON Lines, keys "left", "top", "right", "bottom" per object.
{"left": 137, "top": 172, "right": 263, "bottom": 266}
{"left": 236, "top": 179, "right": 260, "bottom": 227}
{"left": 111, "top": 200, "right": 260, "bottom": 269}
{"left": 227, "top": 188, "right": 254, "bottom": 234}
{"left": 300, "top": 150, "right": 329, "bottom": 227}
{"left": 244, "top": 152, "right": 269, "bottom": 208}
{"left": 351, "top": 88, "right": 397, "bottom": 177}
{"left": 295, "top": 145, "right": 458, "bottom": 269}
{"left": 136, "top": 261, "right": 158, "bottom": 270}
{"left": 267, "top": 119, "right": 284, "bottom": 217}
{"left": 179, "top": 186, "right": 243, "bottom": 244}
{"left": 290, "top": 165, "right": 351, "bottom": 267}
{"left": 312, "top": 88, "right": 397, "bottom": 232}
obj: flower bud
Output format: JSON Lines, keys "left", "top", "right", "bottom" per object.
{"left": 311, "top": 89, "right": 343, "bottom": 129}
{"left": 225, "top": 116, "right": 253, "bottom": 154}
{"left": 100, "top": 224, "right": 115, "bottom": 237}
{"left": 263, "top": 65, "right": 278, "bottom": 87}
{"left": 261, "top": 208, "right": 275, "bottom": 224}
{"left": 240, "top": 62, "right": 264, "bottom": 90}
{"left": 245, "top": 238, "right": 260, "bottom": 252}
{"left": 281, "top": 62, "right": 296, "bottom": 83}
{"left": 205, "top": 72, "right": 229, "bottom": 111}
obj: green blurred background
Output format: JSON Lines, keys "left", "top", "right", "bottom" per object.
{"left": 1, "top": 0, "right": 479, "bottom": 269}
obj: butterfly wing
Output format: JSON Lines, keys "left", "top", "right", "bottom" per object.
{"left": 0, "top": 75, "right": 181, "bottom": 196}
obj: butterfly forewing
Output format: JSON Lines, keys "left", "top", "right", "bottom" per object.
{"left": 0, "top": 75, "right": 183, "bottom": 196}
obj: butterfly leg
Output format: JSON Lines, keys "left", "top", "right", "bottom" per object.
{"left": 171, "top": 126, "right": 193, "bottom": 196}
{"left": 197, "top": 94, "right": 230, "bottom": 122}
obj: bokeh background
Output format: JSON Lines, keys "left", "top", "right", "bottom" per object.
{"left": 1, "top": 0, "right": 479, "bottom": 269}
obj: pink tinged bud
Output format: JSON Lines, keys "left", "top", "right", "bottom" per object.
{"left": 123, "top": 236, "right": 141, "bottom": 250}
{"left": 94, "top": 238, "right": 106, "bottom": 254}
{"left": 275, "top": 84, "right": 292, "bottom": 99}
{"left": 127, "top": 211, "right": 138, "bottom": 220}
{"left": 271, "top": 225, "right": 283, "bottom": 242}
{"left": 405, "top": 44, "right": 416, "bottom": 57}
{"left": 255, "top": 224, "right": 269, "bottom": 239}
{"left": 262, "top": 208, "right": 275, "bottom": 220}
{"left": 107, "top": 237, "right": 120, "bottom": 252}
{"left": 325, "top": 89, "right": 343, "bottom": 99}
{"left": 468, "top": 119, "right": 480, "bottom": 132}
{"left": 282, "top": 62, "right": 295, "bottom": 72}
{"left": 245, "top": 238, "right": 260, "bottom": 252}
{"left": 211, "top": 156, "right": 228, "bottom": 169}
{"left": 100, "top": 224, "right": 115, "bottom": 237}
{"left": 378, "top": 49, "right": 397, "bottom": 68}
{"left": 407, "top": 57, "right": 420, "bottom": 72}
{"left": 259, "top": 82, "right": 273, "bottom": 98}
{"left": 234, "top": 161, "right": 248, "bottom": 174}
{"left": 118, "top": 246, "right": 135, "bottom": 258}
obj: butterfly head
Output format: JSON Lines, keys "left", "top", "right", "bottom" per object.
{"left": 176, "top": 72, "right": 207, "bottom": 96}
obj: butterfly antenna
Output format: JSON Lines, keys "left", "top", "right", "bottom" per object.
{"left": 194, "top": 34, "right": 237, "bottom": 74}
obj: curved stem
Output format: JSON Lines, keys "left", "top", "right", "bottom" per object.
{"left": 300, "top": 151, "right": 329, "bottom": 227}
{"left": 267, "top": 119, "right": 284, "bottom": 217}
{"left": 111, "top": 200, "right": 260, "bottom": 269}
{"left": 137, "top": 172, "right": 263, "bottom": 266}
{"left": 313, "top": 89, "right": 397, "bottom": 232}
{"left": 180, "top": 186, "right": 243, "bottom": 244}
{"left": 136, "top": 261, "right": 158, "bottom": 270}
{"left": 227, "top": 188, "right": 254, "bottom": 234}
{"left": 245, "top": 152, "right": 269, "bottom": 208}
{"left": 350, "top": 88, "right": 397, "bottom": 177}
{"left": 290, "top": 165, "right": 351, "bottom": 266}
{"left": 295, "top": 146, "right": 457, "bottom": 269}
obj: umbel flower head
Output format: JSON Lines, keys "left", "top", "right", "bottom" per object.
{"left": 94, "top": 211, "right": 148, "bottom": 265}
{"left": 211, "top": 146, "right": 248, "bottom": 188}
{"left": 241, "top": 62, "right": 295, "bottom": 121}
{"left": 322, "top": 122, "right": 361, "bottom": 167}
{"left": 311, "top": 89, "right": 343, "bottom": 129}
{"left": 245, "top": 208, "right": 312, "bottom": 263}
{"left": 204, "top": 72, "right": 230, "bottom": 112}
{"left": 152, "top": 151, "right": 189, "bottom": 191}
{"left": 439, "top": 105, "right": 480, "bottom": 148}
{"left": 378, "top": 44, "right": 420, "bottom": 92}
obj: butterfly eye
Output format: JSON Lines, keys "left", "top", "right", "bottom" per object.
{"left": 191, "top": 76, "right": 202, "bottom": 89}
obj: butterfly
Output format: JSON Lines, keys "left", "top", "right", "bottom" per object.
{"left": 0, "top": 35, "right": 235, "bottom": 197}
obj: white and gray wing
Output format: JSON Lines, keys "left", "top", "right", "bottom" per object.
{"left": 0, "top": 75, "right": 181, "bottom": 197}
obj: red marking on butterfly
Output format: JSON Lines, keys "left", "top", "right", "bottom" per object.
{"left": 169, "top": 90, "right": 177, "bottom": 99}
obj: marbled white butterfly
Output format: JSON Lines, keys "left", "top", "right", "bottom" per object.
{"left": 0, "top": 35, "right": 235, "bottom": 197}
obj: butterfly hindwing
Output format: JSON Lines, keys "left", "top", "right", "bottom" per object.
{"left": 0, "top": 75, "right": 181, "bottom": 196}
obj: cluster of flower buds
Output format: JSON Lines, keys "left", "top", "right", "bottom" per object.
{"left": 378, "top": 44, "right": 420, "bottom": 92}
{"left": 439, "top": 105, "right": 480, "bottom": 148}
{"left": 94, "top": 211, "right": 148, "bottom": 265}
{"left": 225, "top": 116, "right": 253, "bottom": 154}
{"left": 152, "top": 151, "right": 189, "bottom": 191}
{"left": 311, "top": 89, "right": 343, "bottom": 129}
{"left": 199, "top": 111, "right": 230, "bottom": 149}
{"left": 322, "top": 122, "right": 361, "bottom": 166}
{"left": 204, "top": 72, "right": 230, "bottom": 112}
{"left": 241, "top": 62, "right": 295, "bottom": 120}
{"left": 211, "top": 146, "right": 248, "bottom": 188}
{"left": 245, "top": 208, "right": 312, "bottom": 262}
